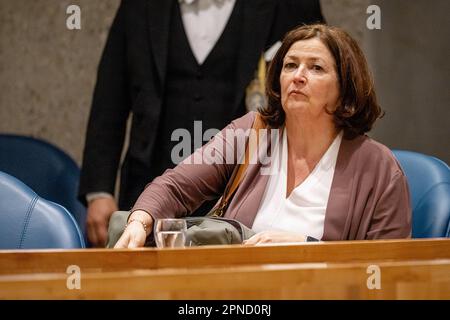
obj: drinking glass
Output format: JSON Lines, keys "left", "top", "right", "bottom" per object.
{"left": 154, "top": 218, "right": 187, "bottom": 248}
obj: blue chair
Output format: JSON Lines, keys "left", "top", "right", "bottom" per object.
{"left": 0, "top": 134, "right": 86, "bottom": 238}
{"left": 0, "top": 171, "right": 85, "bottom": 249}
{"left": 392, "top": 150, "right": 450, "bottom": 238}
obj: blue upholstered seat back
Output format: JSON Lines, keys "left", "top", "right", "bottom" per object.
{"left": 0, "top": 134, "right": 86, "bottom": 237}
{"left": 0, "top": 171, "right": 85, "bottom": 249}
{"left": 392, "top": 150, "right": 450, "bottom": 238}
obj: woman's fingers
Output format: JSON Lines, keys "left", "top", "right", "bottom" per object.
{"left": 243, "top": 234, "right": 262, "bottom": 245}
{"left": 114, "top": 224, "right": 147, "bottom": 249}
{"left": 113, "top": 233, "right": 130, "bottom": 248}
{"left": 243, "top": 231, "right": 307, "bottom": 245}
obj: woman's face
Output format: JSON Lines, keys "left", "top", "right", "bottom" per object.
{"left": 279, "top": 38, "right": 340, "bottom": 120}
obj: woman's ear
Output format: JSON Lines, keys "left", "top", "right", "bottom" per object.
{"left": 325, "top": 99, "right": 340, "bottom": 114}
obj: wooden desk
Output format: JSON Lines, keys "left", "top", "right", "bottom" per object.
{"left": 1, "top": 238, "right": 449, "bottom": 274}
{"left": 1, "top": 259, "right": 449, "bottom": 299}
{"left": 1, "top": 239, "right": 450, "bottom": 299}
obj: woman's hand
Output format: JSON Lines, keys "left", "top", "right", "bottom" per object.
{"left": 243, "top": 230, "right": 306, "bottom": 245}
{"left": 114, "top": 210, "right": 153, "bottom": 249}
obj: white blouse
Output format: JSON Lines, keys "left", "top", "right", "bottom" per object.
{"left": 179, "top": 0, "right": 236, "bottom": 65}
{"left": 252, "top": 129, "right": 343, "bottom": 240}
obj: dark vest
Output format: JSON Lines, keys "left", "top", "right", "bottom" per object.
{"left": 151, "top": 0, "right": 245, "bottom": 180}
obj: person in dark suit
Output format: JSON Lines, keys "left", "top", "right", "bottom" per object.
{"left": 79, "top": 0, "right": 325, "bottom": 247}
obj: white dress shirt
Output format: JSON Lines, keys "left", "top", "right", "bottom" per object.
{"left": 252, "top": 129, "right": 343, "bottom": 240}
{"left": 179, "top": 0, "right": 236, "bottom": 64}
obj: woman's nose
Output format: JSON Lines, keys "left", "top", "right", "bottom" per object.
{"left": 293, "top": 65, "right": 307, "bottom": 83}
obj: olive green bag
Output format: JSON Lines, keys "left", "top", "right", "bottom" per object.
{"left": 106, "top": 114, "right": 264, "bottom": 248}
{"left": 184, "top": 216, "right": 255, "bottom": 246}
{"left": 106, "top": 211, "right": 255, "bottom": 248}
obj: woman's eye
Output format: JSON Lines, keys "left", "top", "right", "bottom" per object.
{"left": 283, "top": 62, "right": 297, "bottom": 71}
{"left": 312, "top": 64, "right": 323, "bottom": 71}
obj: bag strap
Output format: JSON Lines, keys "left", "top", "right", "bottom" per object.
{"left": 213, "top": 113, "right": 265, "bottom": 217}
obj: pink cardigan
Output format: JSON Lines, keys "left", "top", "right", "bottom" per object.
{"left": 133, "top": 112, "right": 412, "bottom": 240}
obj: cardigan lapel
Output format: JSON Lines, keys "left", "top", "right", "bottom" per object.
{"left": 228, "top": 117, "right": 277, "bottom": 227}
{"left": 232, "top": 0, "right": 276, "bottom": 113}
{"left": 322, "top": 137, "right": 363, "bottom": 240}
{"left": 147, "top": 0, "right": 174, "bottom": 89}
{"left": 230, "top": 163, "right": 271, "bottom": 227}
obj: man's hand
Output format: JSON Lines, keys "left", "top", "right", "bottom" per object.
{"left": 114, "top": 210, "right": 153, "bottom": 249}
{"left": 243, "top": 230, "right": 306, "bottom": 245}
{"left": 86, "top": 197, "right": 118, "bottom": 247}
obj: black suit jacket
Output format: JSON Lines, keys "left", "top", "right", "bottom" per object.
{"left": 79, "top": 0, "right": 324, "bottom": 209}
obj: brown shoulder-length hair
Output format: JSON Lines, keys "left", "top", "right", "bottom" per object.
{"left": 260, "top": 24, "right": 383, "bottom": 138}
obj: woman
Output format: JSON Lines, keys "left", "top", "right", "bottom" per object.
{"left": 115, "top": 24, "right": 411, "bottom": 248}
